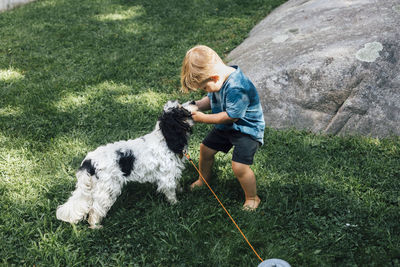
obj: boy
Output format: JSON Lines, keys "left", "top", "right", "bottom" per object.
{"left": 181, "top": 45, "right": 265, "bottom": 210}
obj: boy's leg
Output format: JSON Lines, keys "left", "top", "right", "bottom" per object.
{"left": 190, "top": 143, "right": 217, "bottom": 189}
{"left": 229, "top": 133, "right": 261, "bottom": 210}
{"left": 232, "top": 161, "right": 261, "bottom": 210}
{"left": 192, "top": 128, "right": 232, "bottom": 189}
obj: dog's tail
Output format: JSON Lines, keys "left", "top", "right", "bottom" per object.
{"left": 56, "top": 163, "right": 94, "bottom": 224}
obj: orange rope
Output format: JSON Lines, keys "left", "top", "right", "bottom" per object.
{"left": 184, "top": 152, "right": 263, "bottom": 262}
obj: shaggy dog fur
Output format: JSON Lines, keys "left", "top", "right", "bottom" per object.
{"left": 56, "top": 101, "right": 197, "bottom": 228}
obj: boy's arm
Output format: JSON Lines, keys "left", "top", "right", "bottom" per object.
{"left": 191, "top": 111, "right": 238, "bottom": 124}
{"left": 194, "top": 96, "right": 211, "bottom": 111}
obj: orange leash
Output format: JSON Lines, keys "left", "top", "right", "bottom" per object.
{"left": 184, "top": 152, "right": 264, "bottom": 263}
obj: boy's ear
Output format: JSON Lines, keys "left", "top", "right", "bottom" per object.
{"left": 210, "top": 75, "right": 219, "bottom": 82}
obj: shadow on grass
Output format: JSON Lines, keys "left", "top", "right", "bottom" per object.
{"left": 1, "top": 128, "right": 399, "bottom": 265}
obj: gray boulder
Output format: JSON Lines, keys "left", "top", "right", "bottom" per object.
{"left": 228, "top": 0, "right": 400, "bottom": 137}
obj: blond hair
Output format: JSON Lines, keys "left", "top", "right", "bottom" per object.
{"left": 180, "top": 45, "right": 224, "bottom": 92}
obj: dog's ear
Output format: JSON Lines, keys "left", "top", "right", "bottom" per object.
{"left": 159, "top": 107, "right": 192, "bottom": 154}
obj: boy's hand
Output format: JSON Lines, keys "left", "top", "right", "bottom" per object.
{"left": 191, "top": 110, "right": 206, "bottom": 123}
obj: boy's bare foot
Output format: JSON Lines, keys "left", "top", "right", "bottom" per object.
{"left": 242, "top": 195, "right": 261, "bottom": 211}
{"left": 190, "top": 179, "right": 204, "bottom": 190}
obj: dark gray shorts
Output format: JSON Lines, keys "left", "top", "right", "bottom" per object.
{"left": 202, "top": 128, "right": 261, "bottom": 165}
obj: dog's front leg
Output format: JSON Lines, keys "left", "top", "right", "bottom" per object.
{"left": 176, "top": 183, "right": 183, "bottom": 193}
{"left": 164, "top": 188, "right": 178, "bottom": 204}
{"left": 157, "top": 182, "right": 178, "bottom": 204}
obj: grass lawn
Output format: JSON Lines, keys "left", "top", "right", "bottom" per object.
{"left": 1, "top": 0, "right": 399, "bottom": 265}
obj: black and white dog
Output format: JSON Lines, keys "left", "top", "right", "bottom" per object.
{"left": 56, "top": 101, "right": 197, "bottom": 228}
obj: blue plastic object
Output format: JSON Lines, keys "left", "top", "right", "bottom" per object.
{"left": 258, "top": 258, "right": 291, "bottom": 267}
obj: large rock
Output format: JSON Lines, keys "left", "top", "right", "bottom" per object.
{"left": 228, "top": 0, "right": 400, "bottom": 137}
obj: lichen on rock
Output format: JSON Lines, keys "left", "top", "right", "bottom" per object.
{"left": 355, "top": 42, "right": 383, "bottom": 63}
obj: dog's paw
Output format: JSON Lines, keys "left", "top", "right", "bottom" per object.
{"left": 89, "top": 224, "right": 103, "bottom": 230}
{"left": 167, "top": 198, "right": 178, "bottom": 205}
{"left": 176, "top": 184, "right": 183, "bottom": 193}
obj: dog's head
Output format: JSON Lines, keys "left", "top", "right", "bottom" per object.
{"left": 159, "top": 100, "right": 198, "bottom": 154}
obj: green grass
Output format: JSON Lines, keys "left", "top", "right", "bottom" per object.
{"left": 1, "top": 0, "right": 399, "bottom": 266}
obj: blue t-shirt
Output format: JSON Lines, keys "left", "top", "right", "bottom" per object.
{"left": 207, "top": 66, "right": 265, "bottom": 144}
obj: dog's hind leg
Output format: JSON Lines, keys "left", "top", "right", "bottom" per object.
{"left": 87, "top": 209, "right": 102, "bottom": 229}
{"left": 56, "top": 169, "right": 93, "bottom": 224}
{"left": 88, "top": 178, "right": 123, "bottom": 229}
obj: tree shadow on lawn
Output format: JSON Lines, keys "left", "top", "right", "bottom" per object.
{"left": 1, "top": 129, "right": 399, "bottom": 265}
